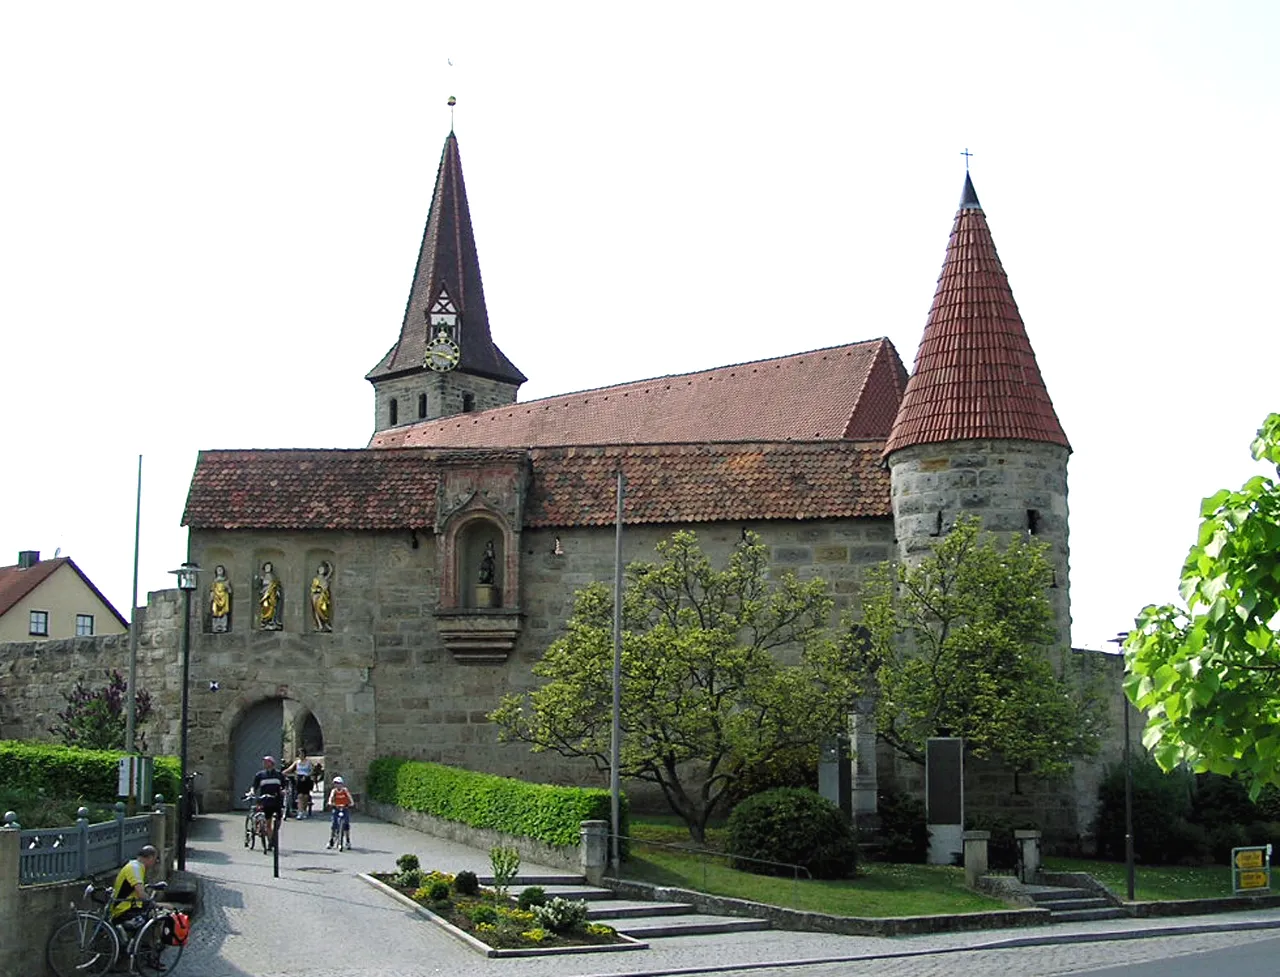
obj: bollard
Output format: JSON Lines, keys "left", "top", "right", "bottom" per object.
{"left": 76, "top": 808, "right": 90, "bottom": 879}
{"left": 580, "top": 820, "right": 608, "bottom": 885}
{"left": 1015, "top": 829, "right": 1042, "bottom": 883}
{"left": 963, "top": 830, "right": 990, "bottom": 888}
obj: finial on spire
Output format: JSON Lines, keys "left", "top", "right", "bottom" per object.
{"left": 448, "top": 95, "right": 456, "bottom": 132}
{"left": 961, "top": 147, "right": 973, "bottom": 172}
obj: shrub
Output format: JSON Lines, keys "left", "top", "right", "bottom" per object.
{"left": 49, "top": 670, "right": 154, "bottom": 752}
{"left": 454, "top": 870, "right": 480, "bottom": 896}
{"left": 396, "top": 853, "right": 420, "bottom": 873}
{"left": 366, "top": 756, "right": 627, "bottom": 849}
{"left": 427, "top": 880, "right": 451, "bottom": 902}
{"left": 726, "top": 787, "right": 858, "bottom": 879}
{"left": 517, "top": 885, "right": 547, "bottom": 910}
{"left": 1094, "top": 757, "right": 1194, "bottom": 864}
{"left": 874, "top": 788, "right": 929, "bottom": 863}
{"left": 394, "top": 868, "right": 424, "bottom": 890}
{"left": 532, "top": 896, "right": 589, "bottom": 933}
{"left": 466, "top": 904, "right": 498, "bottom": 926}
{"left": 0, "top": 741, "right": 180, "bottom": 808}
{"left": 1205, "top": 822, "right": 1250, "bottom": 864}
{"left": 723, "top": 744, "right": 820, "bottom": 807}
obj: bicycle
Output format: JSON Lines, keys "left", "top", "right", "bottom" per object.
{"left": 242, "top": 791, "right": 273, "bottom": 853}
{"left": 46, "top": 881, "right": 187, "bottom": 976}
{"left": 327, "top": 807, "right": 351, "bottom": 851}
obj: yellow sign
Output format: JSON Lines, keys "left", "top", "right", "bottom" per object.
{"left": 1235, "top": 849, "right": 1265, "bottom": 869}
{"left": 1238, "top": 870, "right": 1269, "bottom": 889}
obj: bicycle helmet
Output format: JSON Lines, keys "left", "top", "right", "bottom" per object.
{"left": 263, "top": 755, "right": 276, "bottom": 764}
{"left": 332, "top": 776, "right": 344, "bottom": 784}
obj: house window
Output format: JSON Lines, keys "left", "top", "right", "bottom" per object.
{"left": 462, "top": 392, "right": 475, "bottom": 413}
{"left": 389, "top": 398, "right": 399, "bottom": 425}
{"left": 29, "top": 610, "right": 49, "bottom": 636}
{"left": 418, "top": 393, "right": 427, "bottom": 418}
{"left": 76, "top": 614, "right": 95, "bottom": 636}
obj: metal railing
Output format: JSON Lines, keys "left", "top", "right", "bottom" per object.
{"left": 607, "top": 833, "right": 813, "bottom": 901}
{"left": 8, "top": 801, "right": 157, "bottom": 886}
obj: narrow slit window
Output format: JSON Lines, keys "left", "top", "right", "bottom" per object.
{"left": 389, "top": 398, "right": 399, "bottom": 426}
{"left": 418, "top": 393, "right": 427, "bottom": 418}
{"left": 462, "top": 392, "right": 475, "bottom": 413}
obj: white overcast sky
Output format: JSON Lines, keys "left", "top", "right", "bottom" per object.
{"left": 1, "top": 2, "right": 1276, "bottom": 650}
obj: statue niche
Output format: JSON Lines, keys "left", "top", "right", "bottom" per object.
{"left": 459, "top": 521, "right": 503, "bottom": 609}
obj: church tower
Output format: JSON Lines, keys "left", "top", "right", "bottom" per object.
{"left": 885, "top": 174, "right": 1072, "bottom": 644}
{"left": 366, "top": 132, "right": 526, "bottom": 433}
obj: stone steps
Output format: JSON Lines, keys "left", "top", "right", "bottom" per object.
{"left": 477, "top": 873, "right": 768, "bottom": 938}
{"left": 1027, "top": 883, "right": 1127, "bottom": 922}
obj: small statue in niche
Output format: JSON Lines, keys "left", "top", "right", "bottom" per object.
{"left": 258, "top": 561, "right": 283, "bottom": 630}
{"left": 209, "top": 564, "right": 233, "bottom": 633}
{"left": 310, "top": 561, "right": 333, "bottom": 632}
{"left": 478, "top": 540, "right": 496, "bottom": 586}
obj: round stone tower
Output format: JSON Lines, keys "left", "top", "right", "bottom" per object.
{"left": 884, "top": 174, "right": 1072, "bottom": 646}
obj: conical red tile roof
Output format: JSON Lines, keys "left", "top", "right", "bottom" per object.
{"left": 367, "top": 132, "right": 526, "bottom": 385}
{"left": 884, "top": 175, "right": 1068, "bottom": 456}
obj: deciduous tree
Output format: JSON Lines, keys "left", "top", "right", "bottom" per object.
{"left": 848, "top": 515, "right": 1103, "bottom": 778}
{"left": 1126, "top": 414, "right": 1280, "bottom": 794}
{"left": 490, "top": 531, "right": 856, "bottom": 842}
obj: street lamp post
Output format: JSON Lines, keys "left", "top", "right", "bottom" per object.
{"left": 171, "top": 562, "right": 201, "bottom": 872}
{"left": 1111, "top": 631, "right": 1136, "bottom": 901}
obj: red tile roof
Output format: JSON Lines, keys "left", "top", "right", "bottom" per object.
{"left": 183, "top": 449, "right": 446, "bottom": 530}
{"left": 371, "top": 338, "right": 907, "bottom": 449}
{"left": 367, "top": 132, "right": 525, "bottom": 385}
{"left": 182, "top": 442, "right": 890, "bottom": 531}
{"left": 884, "top": 175, "right": 1069, "bottom": 456}
{"left": 526, "top": 442, "right": 890, "bottom": 527}
{"left": 0, "top": 557, "right": 128, "bottom": 628}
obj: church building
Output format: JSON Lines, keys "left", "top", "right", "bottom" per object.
{"left": 181, "top": 131, "right": 1082, "bottom": 830}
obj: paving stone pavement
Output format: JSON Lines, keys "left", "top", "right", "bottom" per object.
{"left": 179, "top": 813, "right": 1280, "bottom": 977}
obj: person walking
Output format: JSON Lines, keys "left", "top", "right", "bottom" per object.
{"left": 283, "top": 751, "right": 315, "bottom": 819}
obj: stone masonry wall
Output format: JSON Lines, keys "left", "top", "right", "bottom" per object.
{"left": 178, "top": 517, "right": 895, "bottom": 810}
{"left": 888, "top": 439, "right": 1072, "bottom": 652}
{"left": 372, "top": 370, "right": 519, "bottom": 433}
{"left": 0, "top": 590, "right": 184, "bottom": 748}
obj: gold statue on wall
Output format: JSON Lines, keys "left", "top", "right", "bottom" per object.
{"left": 209, "top": 564, "right": 232, "bottom": 632}
{"left": 258, "top": 561, "right": 283, "bottom": 630}
{"left": 310, "top": 561, "right": 333, "bottom": 632}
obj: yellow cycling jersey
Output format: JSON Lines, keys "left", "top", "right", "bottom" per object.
{"left": 111, "top": 858, "right": 147, "bottom": 919}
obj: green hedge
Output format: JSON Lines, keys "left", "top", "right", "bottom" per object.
{"left": 0, "top": 741, "right": 180, "bottom": 808}
{"left": 367, "top": 757, "right": 627, "bottom": 849}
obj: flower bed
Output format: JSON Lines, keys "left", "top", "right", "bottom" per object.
{"left": 362, "top": 859, "right": 645, "bottom": 957}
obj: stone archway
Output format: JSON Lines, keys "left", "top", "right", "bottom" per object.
{"left": 209, "top": 688, "right": 330, "bottom": 811}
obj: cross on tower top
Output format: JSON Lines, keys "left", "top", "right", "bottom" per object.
{"left": 961, "top": 147, "right": 974, "bottom": 172}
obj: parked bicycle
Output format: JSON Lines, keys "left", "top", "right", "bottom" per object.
{"left": 183, "top": 770, "right": 201, "bottom": 821}
{"left": 46, "top": 880, "right": 189, "bottom": 976}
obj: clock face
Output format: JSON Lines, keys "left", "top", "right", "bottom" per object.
{"left": 424, "top": 334, "right": 461, "bottom": 372}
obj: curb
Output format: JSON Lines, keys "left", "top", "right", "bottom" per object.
{"left": 565, "top": 914, "right": 1280, "bottom": 977}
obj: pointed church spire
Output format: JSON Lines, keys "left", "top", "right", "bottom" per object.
{"left": 884, "top": 175, "right": 1068, "bottom": 456}
{"left": 367, "top": 132, "right": 526, "bottom": 385}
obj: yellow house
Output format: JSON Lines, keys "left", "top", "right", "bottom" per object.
{"left": 0, "top": 551, "right": 128, "bottom": 641}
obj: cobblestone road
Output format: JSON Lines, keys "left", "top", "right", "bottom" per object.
{"left": 179, "top": 813, "right": 1280, "bottom": 977}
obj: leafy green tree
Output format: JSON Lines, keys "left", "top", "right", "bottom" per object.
{"left": 489, "top": 530, "right": 856, "bottom": 842}
{"left": 847, "top": 515, "right": 1103, "bottom": 778}
{"left": 48, "top": 669, "right": 152, "bottom": 752}
{"left": 1126, "top": 414, "right": 1280, "bottom": 794}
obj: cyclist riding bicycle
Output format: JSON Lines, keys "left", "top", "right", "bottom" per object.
{"left": 250, "top": 755, "right": 285, "bottom": 848}
{"left": 326, "top": 776, "right": 354, "bottom": 850}
{"left": 111, "top": 844, "right": 159, "bottom": 932}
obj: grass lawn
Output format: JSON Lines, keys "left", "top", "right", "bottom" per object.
{"left": 624, "top": 820, "right": 1006, "bottom": 917}
{"left": 1043, "top": 857, "right": 1241, "bottom": 902}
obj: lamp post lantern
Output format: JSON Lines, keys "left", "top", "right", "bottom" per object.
{"left": 171, "top": 562, "right": 201, "bottom": 872}
{"left": 1110, "top": 631, "right": 1136, "bottom": 901}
